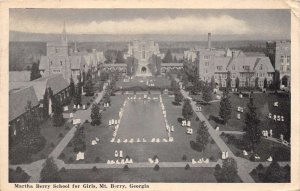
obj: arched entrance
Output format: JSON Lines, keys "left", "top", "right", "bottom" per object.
{"left": 141, "top": 67, "right": 147, "bottom": 73}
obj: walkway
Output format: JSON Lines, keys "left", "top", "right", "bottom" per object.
{"left": 176, "top": 78, "right": 290, "bottom": 182}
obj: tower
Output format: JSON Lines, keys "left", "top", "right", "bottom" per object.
{"left": 208, "top": 33, "right": 211, "bottom": 49}
{"left": 61, "top": 21, "right": 68, "bottom": 43}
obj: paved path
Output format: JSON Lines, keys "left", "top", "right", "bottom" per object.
{"left": 176, "top": 78, "right": 291, "bottom": 182}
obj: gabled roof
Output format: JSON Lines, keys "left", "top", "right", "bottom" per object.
{"left": 213, "top": 57, "right": 231, "bottom": 72}
{"left": 226, "top": 56, "right": 274, "bottom": 73}
{"left": 9, "top": 86, "right": 39, "bottom": 121}
{"left": 161, "top": 63, "right": 183, "bottom": 67}
{"left": 9, "top": 74, "right": 69, "bottom": 101}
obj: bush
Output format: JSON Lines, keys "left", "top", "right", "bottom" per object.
{"left": 50, "top": 142, "right": 55, "bottom": 147}
{"left": 210, "top": 139, "right": 215, "bottom": 144}
{"left": 220, "top": 132, "right": 225, "bottom": 136}
{"left": 256, "top": 163, "right": 264, "bottom": 171}
{"left": 95, "top": 157, "right": 100, "bottom": 163}
{"left": 195, "top": 117, "right": 199, "bottom": 121}
{"left": 235, "top": 151, "right": 241, "bottom": 157}
{"left": 87, "top": 103, "right": 91, "bottom": 106}
{"left": 58, "top": 133, "right": 64, "bottom": 138}
{"left": 185, "top": 164, "right": 190, "bottom": 170}
{"left": 67, "top": 142, "right": 73, "bottom": 147}
{"left": 123, "top": 165, "right": 129, "bottom": 171}
{"left": 68, "top": 157, "right": 74, "bottom": 163}
{"left": 125, "top": 155, "right": 130, "bottom": 160}
{"left": 92, "top": 166, "right": 97, "bottom": 172}
{"left": 59, "top": 153, "right": 65, "bottom": 159}
{"left": 85, "top": 120, "right": 89, "bottom": 123}
{"left": 209, "top": 156, "right": 215, "bottom": 161}
{"left": 182, "top": 155, "right": 187, "bottom": 161}
{"left": 154, "top": 164, "right": 160, "bottom": 171}
{"left": 249, "top": 155, "right": 255, "bottom": 161}
{"left": 16, "top": 166, "right": 22, "bottom": 174}
{"left": 60, "top": 167, "right": 67, "bottom": 173}
{"left": 153, "top": 155, "right": 158, "bottom": 160}
{"left": 251, "top": 169, "right": 257, "bottom": 175}
{"left": 65, "top": 125, "right": 70, "bottom": 130}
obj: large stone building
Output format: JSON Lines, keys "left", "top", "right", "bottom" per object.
{"left": 39, "top": 23, "right": 104, "bottom": 83}
{"left": 266, "top": 40, "right": 291, "bottom": 87}
{"left": 195, "top": 33, "right": 275, "bottom": 89}
{"left": 124, "top": 40, "right": 164, "bottom": 76}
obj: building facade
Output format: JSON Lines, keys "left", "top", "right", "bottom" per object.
{"left": 266, "top": 40, "right": 291, "bottom": 87}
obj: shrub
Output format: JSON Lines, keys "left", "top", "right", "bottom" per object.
{"left": 256, "top": 163, "right": 264, "bottom": 171}
{"left": 60, "top": 167, "right": 67, "bottom": 173}
{"left": 209, "top": 156, "right": 215, "bottom": 161}
{"left": 58, "top": 133, "right": 64, "bottom": 138}
{"left": 249, "top": 155, "right": 255, "bottom": 161}
{"left": 125, "top": 155, "right": 130, "bottom": 160}
{"left": 215, "top": 164, "right": 221, "bottom": 171}
{"left": 154, "top": 164, "right": 160, "bottom": 171}
{"left": 195, "top": 117, "right": 199, "bottom": 121}
{"left": 95, "top": 157, "right": 100, "bottom": 163}
{"left": 59, "top": 153, "right": 65, "bottom": 159}
{"left": 67, "top": 142, "right": 73, "bottom": 147}
{"left": 153, "top": 155, "right": 158, "bottom": 160}
{"left": 220, "top": 132, "right": 225, "bottom": 136}
{"left": 85, "top": 120, "right": 89, "bottom": 123}
{"left": 16, "top": 166, "right": 22, "bottom": 174}
{"left": 123, "top": 165, "right": 129, "bottom": 171}
{"left": 68, "top": 157, "right": 74, "bottom": 163}
{"left": 235, "top": 151, "right": 241, "bottom": 157}
{"left": 210, "top": 139, "right": 215, "bottom": 144}
{"left": 251, "top": 168, "right": 257, "bottom": 175}
{"left": 87, "top": 103, "right": 91, "bottom": 106}
{"left": 50, "top": 142, "right": 55, "bottom": 147}
{"left": 182, "top": 155, "right": 187, "bottom": 161}
{"left": 185, "top": 164, "right": 190, "bottom": 170}
{"left": 92, "top": 166, "right": 97, "bottom": 172}
{"left": 65, "top": 125, "right": 70, "bottom": 130}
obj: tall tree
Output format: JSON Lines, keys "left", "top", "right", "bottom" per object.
{"left": 235, "top": 77, "right": 240, "bottom": 90}
{"left": 52, "top": 97, "right": 64, "bottom": 127}
{"left": 73, "top": 125, "right": 86, "bottom": 153}
{"left": 226, "top": 71, "right": 232, "bottom": 90}
{"left": 255, "top": 77, "right": 259, "bottom": 88}
{"left": 263, "top": 160, "right": 283, "bottom": 182}
{"left": 182, "top": 99, "right": 193, "bottom": 120}
{"left": 40, "top": 157, "right": 61, "bottom": 182}
{"left": 84, "top": 79, "right": 94, "bottom": 96}
{"left": 116, "top": 50, "right": 125, "bottom": 63}
{"left": 263, "top": 78, "right": 268, "bottom": 89}
{"left": 69, "top": 77, "right": 75, "bottom": 98}
{"left": 220, "top": 158, "right": 238, "bottom": 182}
{"left": 244, "top": 95, "right": 261, "bottom": 151}
{"left": 272, "top": 70, "right": 281, "bottom": 90}
{"left": 73, "top": 83, "right": 82, "bottom": 106}
{"left": 195, "top": 121, "right": 209, "bottom": 152}
{"left": 162, "top": 50, "right": 173, "bottom": 63}
{"left": 90, "top": 104, "right": 101, "bottom": 126}
{"left": 219, "top": 88, "right": 232, "bottom": 125}
{"left": 174, "top": 90, "right": 183, "bottom": 104}
{"left": 210, "top": 76, "right": 216, "bottom": 90}
{"left": 30, "top": 62, "right": 41, "bottom": 81}
{"left": 202, "top": 82, "right": 213, "bottom": 103}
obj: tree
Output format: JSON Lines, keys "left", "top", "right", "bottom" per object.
{"left": 226, "top": 71, "right": 232, "bottom": 91}
{"left": 219, "top": 88, "right": 232, "bottom": 125}
{"left": 84, "top": 79, "right": 94, "bottom": 96}
{"left": 182, "top": 99, "right": 193, "bottom": 120}
{"left": 116, "top": 50, "right": 125, "bottom": 63}
{"left": 73, "top": 125, "right": 86, "bottom": 153}
{"left": 195, "top": 121, "right": 209, "bottom": 151}
{"left": 220, "top": 158, "right": 238, "bottom": 182}
{"left": 69, "top": 77, "right": 75, "bottom": 98}
{"left": 162, "top": 50, "right": 173, "bottom": 63}
{"left": 235, "top": 77, "right": 240, "bottom": 90}
{"left": 40, "top": 157, "right": 61, "bottom": 182}
{"left": 30, "top": 62, "right": 41, "bottom": 81}
{"left": 174, "top": 90, "right": 183, "bottom": 104}
{"left": 255, "top": 77, "right": 259, "bottom": 88}
{"left": 263, "top": 160, "right": 282, "bottom": 182}
{"left": 263, "top": 78, "right": 268, "bottom": 89}
{"left": 52, "top": 97, "right": 64, "bottom": 127}
{"left": 90, "top": 104, "right": 101, "bottom": 126}
{"left": 202, "top": 82, "right": 213, "bottom": 103}
{"left": 272, "top": 70, "right": 281, "bottom": 90}
{"left": 244, "top": 95, "right": 261, "bottom": 151}
{"left": 73, "top": 83, "right": 82, "bottom": 106}
{"left": 210, "top": 76, "right": 216, "bottom": 90}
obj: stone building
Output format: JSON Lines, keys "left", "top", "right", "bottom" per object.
{"left": 266, "top": 40, "right": 291, "bottom": 87}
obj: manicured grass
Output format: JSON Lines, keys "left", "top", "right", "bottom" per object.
{"left": 59, "top": 95, "right": 221, "bottom": 164}
{"left": 58, "top": 167, "right": 217, "bottom": 182}
{"left": 220, "top": 134, "right": 290, "bottom": 162}
{"left": 30, "top": 119, "right": 73, "bottom": 162}
{"left": 9, "top": 168, "right": 30, "bottom": 183}
{"left": 200, "top": 93, "right": 290, "bottom": 135}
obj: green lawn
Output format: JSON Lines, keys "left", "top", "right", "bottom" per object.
{"left": 220, "top": 134, "right": 290, "bottom": 162}
{"left": 58, "top": 167, "right": 217, "bottom": 182}
{"left": 59, "top": 94, "right": 221, "bottom": 164}
{"left": 200, "top": 93, "right": 290, "bottom": 136}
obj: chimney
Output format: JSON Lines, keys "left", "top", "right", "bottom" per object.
{"left": 208, "top": 33, "right": 211, "bottom": 49}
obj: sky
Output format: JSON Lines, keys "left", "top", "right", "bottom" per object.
{"left": 10, "top": 9, "right": 291, "bottom": 40}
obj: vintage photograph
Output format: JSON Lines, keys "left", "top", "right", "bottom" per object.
{"left": 8, "top": 8, "right": 291, "bottom": 183}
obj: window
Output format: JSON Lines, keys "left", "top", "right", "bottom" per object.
{"left": 204, "top": 55, "right": 210, "bottom": 60}
{"left": 280, "top": 56, "right": 284, "bottom": 63}
{"left": 259, "top": 64, "right": 263, "bottom": 70}
{"left": 60, "top": 61, "right": 63, "bottom": 66}
{"left": 287, "top": 56, "right": 290, "bottom": 64}
{"left": 205, "top": 62, "right": 209, "bottom": 66}
{"left": 243, "top": 66, "right": 250, "bottom": 70}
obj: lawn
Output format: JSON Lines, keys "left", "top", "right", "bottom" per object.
{"left": 59, "top": 94, "right": 221, "bottom": 164}
{"left": 58, "top": 167, "right": 217, "bottom": 183}
{"left": 200, "top": 92, "right": 290, "bottom": 136}
{"left": 220, "top": 133, "right": 290, "bottom": 162}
